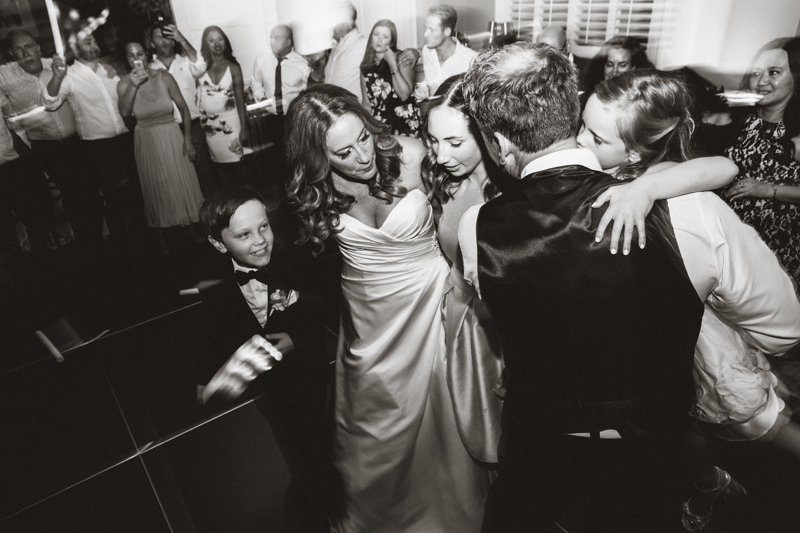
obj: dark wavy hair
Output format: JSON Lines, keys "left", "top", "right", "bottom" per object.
{"left": 360, "top": 19, "right": 398, "bottom": 72}
{"left": 741, "top": 37, "right": 800, "bottom": 140}
{"left": 594, "top": 70, "right": 694, "bottom": 180}
{"left": 422, "top": 74, "right": 500, "bottom": 204}
{"left": 200, "top": 26, "right": 238, "bottom": 68}
{"left": 285, "top": 84, "right": 405, "bottom": 253}
{"left": 585, "top": 36, "right": 653, "bottom": 93}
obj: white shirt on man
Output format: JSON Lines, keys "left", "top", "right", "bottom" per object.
{"left": 0, "top": 58, "right": 77, "bottom": 141}
{"left": 150, "top": 53, "right": 206, "bottom": 123}
{"left": 459, "top": 148, "right": 800, "bottom": 440}
{"left": 0, "top": 94, "right": 20, "bottom": 165}
{"left": 232, "top": 259, "right": 270, "bottom": 327}
{"left": 421, "top": 39, "right": 477, "bottom": 95}
{"left": 324, "top": 28, "right": 367, "bottom": 98}
{"left": 250, "top": 50, "right": 310, "bottom": 111}
{"left": 43, "top": 60, "right": 127, "bottom": 140}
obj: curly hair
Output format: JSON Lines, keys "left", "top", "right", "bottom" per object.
{"left": 422, "top": 74, "right": 500, "bottom": 204}
{"left": 200, "top": 26, "right": 238, "bottom": 68}
{"left": 285, "top": 84, "right": 404, "bottom": 253}
{"left": 594, "top": 70, "right": 694, "bottom": 180}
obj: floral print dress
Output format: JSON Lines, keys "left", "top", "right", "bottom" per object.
{"left": 725, "top": 113, "right": 800, "bottom": 285}
{"left": 198, "top": 66, "right": 243, "bottom": 163}
{"left": 362, "top": 57, "right": 421, "bottom": 136}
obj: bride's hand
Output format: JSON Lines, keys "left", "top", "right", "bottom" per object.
{"left": 592, "top": 181, "right": 654, "bottom": 255}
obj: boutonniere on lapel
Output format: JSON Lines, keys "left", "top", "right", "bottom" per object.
{"left": 269, "top": 289, "right": 299, "bottom": 315}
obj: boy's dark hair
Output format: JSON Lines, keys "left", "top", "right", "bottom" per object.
{"left": 199, "top": 185, "right": 267, "bottom": 241}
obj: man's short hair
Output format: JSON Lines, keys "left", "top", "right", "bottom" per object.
{"left": 463, "top": 41, "right": 580, "bottom": 154}
{"left": 6, "top": 29, "right": 35, "bottom": 51}
{"left": 199, "top": 186, "right": 267, "bottom": 241}
{"left": 428, "top": 4, "right": 458, "bottom": 33}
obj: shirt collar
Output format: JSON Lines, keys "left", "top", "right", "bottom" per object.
{"left": 520, "top": 148, "right": 602, "bottom": 178}
{"left": 151, "top": 54, "right": 183, "bottom": 69}
{"left": 231, "top": 258, "right": 260, "bottom": 274}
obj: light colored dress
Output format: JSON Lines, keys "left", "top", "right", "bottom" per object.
{"left": 437, "top": 179, "right": 505, "bottom": 464}
{"left": 132, "top": 71, "right": 203, "bottom": 228}
{"left": 198, "top": 66, "right": 243, "bottom": 163}
{"left": 332, "top": 188, "right": 493, "bottom": 532}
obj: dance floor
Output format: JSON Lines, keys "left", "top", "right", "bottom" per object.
{"left": 1, "top": 172, "right": 799, "bottom": 532}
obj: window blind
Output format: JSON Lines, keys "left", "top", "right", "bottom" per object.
{"left": 509, "top": 0, "right": 655, "bottom": 50}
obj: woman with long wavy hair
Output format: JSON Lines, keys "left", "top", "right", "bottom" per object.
{"left": 359, "top": 19, "right": 421, "bottom": 135}
{"left": 422, "top": 73, "right": 505, "bottom": 466}
{"left": 285, "top": 83, "right": 491, "bottom": 532}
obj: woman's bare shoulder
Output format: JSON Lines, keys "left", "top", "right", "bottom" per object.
{"left": 395, "top": 135, "right": 426, "bottom": 190}
{"left": 396, "top": 135, "right": 426, "bottom": 166}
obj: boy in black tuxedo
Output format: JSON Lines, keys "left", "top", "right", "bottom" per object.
{"left": 196, "top": 186, "right": 333, "bottom": 532}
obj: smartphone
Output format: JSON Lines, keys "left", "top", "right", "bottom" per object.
{"left": 133, "top": 59, "right": 144, "bottom": 70}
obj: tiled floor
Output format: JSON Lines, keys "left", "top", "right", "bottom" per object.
{"left": 0, "top": 163, "right": 340, "bottom": 532}
{"left": 3, "top": 147, "right": 800, "bottom": 532}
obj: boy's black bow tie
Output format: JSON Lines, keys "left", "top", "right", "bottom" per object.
{"left": 235, "top": 269, "right": 269, "bottom": 286}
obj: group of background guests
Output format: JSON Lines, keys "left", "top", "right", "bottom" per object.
{"left": 2, "top": 3, "right": 800, "bottom": 533}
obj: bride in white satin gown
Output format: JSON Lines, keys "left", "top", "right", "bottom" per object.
{"left": 285, "top": 84, "right": 493, "bottom": 532}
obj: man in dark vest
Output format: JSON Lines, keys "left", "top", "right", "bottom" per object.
{"left": 458, "top": 42, "right": 704, "bottom": 532}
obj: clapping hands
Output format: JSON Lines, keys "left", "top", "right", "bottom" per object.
{"left": 200, "top": 335, "right": 283, "bottom": 403}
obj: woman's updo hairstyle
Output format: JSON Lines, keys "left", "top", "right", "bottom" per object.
{"left": 594, "top": 69, "right": 694, "bottom": 180}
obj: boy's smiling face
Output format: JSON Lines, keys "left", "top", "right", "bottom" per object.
{"left": 209, "top": 200, "right": 274, "bottom": 269}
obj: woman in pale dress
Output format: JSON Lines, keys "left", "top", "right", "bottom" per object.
{"left": 285, "top": 83, "right": 492, "bottom": 532}
{"left": 422, "top": 75, "right": 505, "bottom": 468}
{"left": 198, "top": 26, "right": 249, "bottom": 186}
{"left": 117, "top": 42, "right": 204, "bottom": 254}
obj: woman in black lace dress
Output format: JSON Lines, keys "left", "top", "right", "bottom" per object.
{"left": 359, "top": 19, "right": 421, "bottom": 136}
{"left": 723, "top": 37, "right": 800, "bottom": 286}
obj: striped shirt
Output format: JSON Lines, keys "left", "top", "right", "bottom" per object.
{"left": 0, "top": 59, "right": 77, "bottom": 141}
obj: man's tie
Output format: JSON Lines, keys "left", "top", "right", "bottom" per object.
{"left": 275, "top": 57, "right": 284, "bottom": 115}
{"left": 236, "top": 269, "right": 269, "bottom": 286}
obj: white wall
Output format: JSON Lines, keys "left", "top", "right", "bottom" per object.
{"left": 170, "top": 0, "right": 421, "bottom": 83}
{"left": 171, "top": 0, "right": 278, "bottom": 84}
{"left": 652, "top": 0, "right": 800, "bottom": 88}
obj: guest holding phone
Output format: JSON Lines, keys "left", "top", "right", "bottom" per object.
{"left": 147, "top": 21, "right": 214, "bottom": 195}
{"left": 118, "top": 42, "right": 203, "bottom": 255}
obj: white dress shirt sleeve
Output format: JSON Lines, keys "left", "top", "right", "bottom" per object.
{"left": 250, "top": 57, "right": 266, "bottom": 102}
{"left": 187, "top": 54, "right": 207, "bottom": 78}
{"left": 43, "top": 73, "right": 71, "bottom": 110}
{"left": 696, "top": 195, "right": 800, "bottom": 354}
{"left": 670, "top": 192, "right": 800, "bottom": 441}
